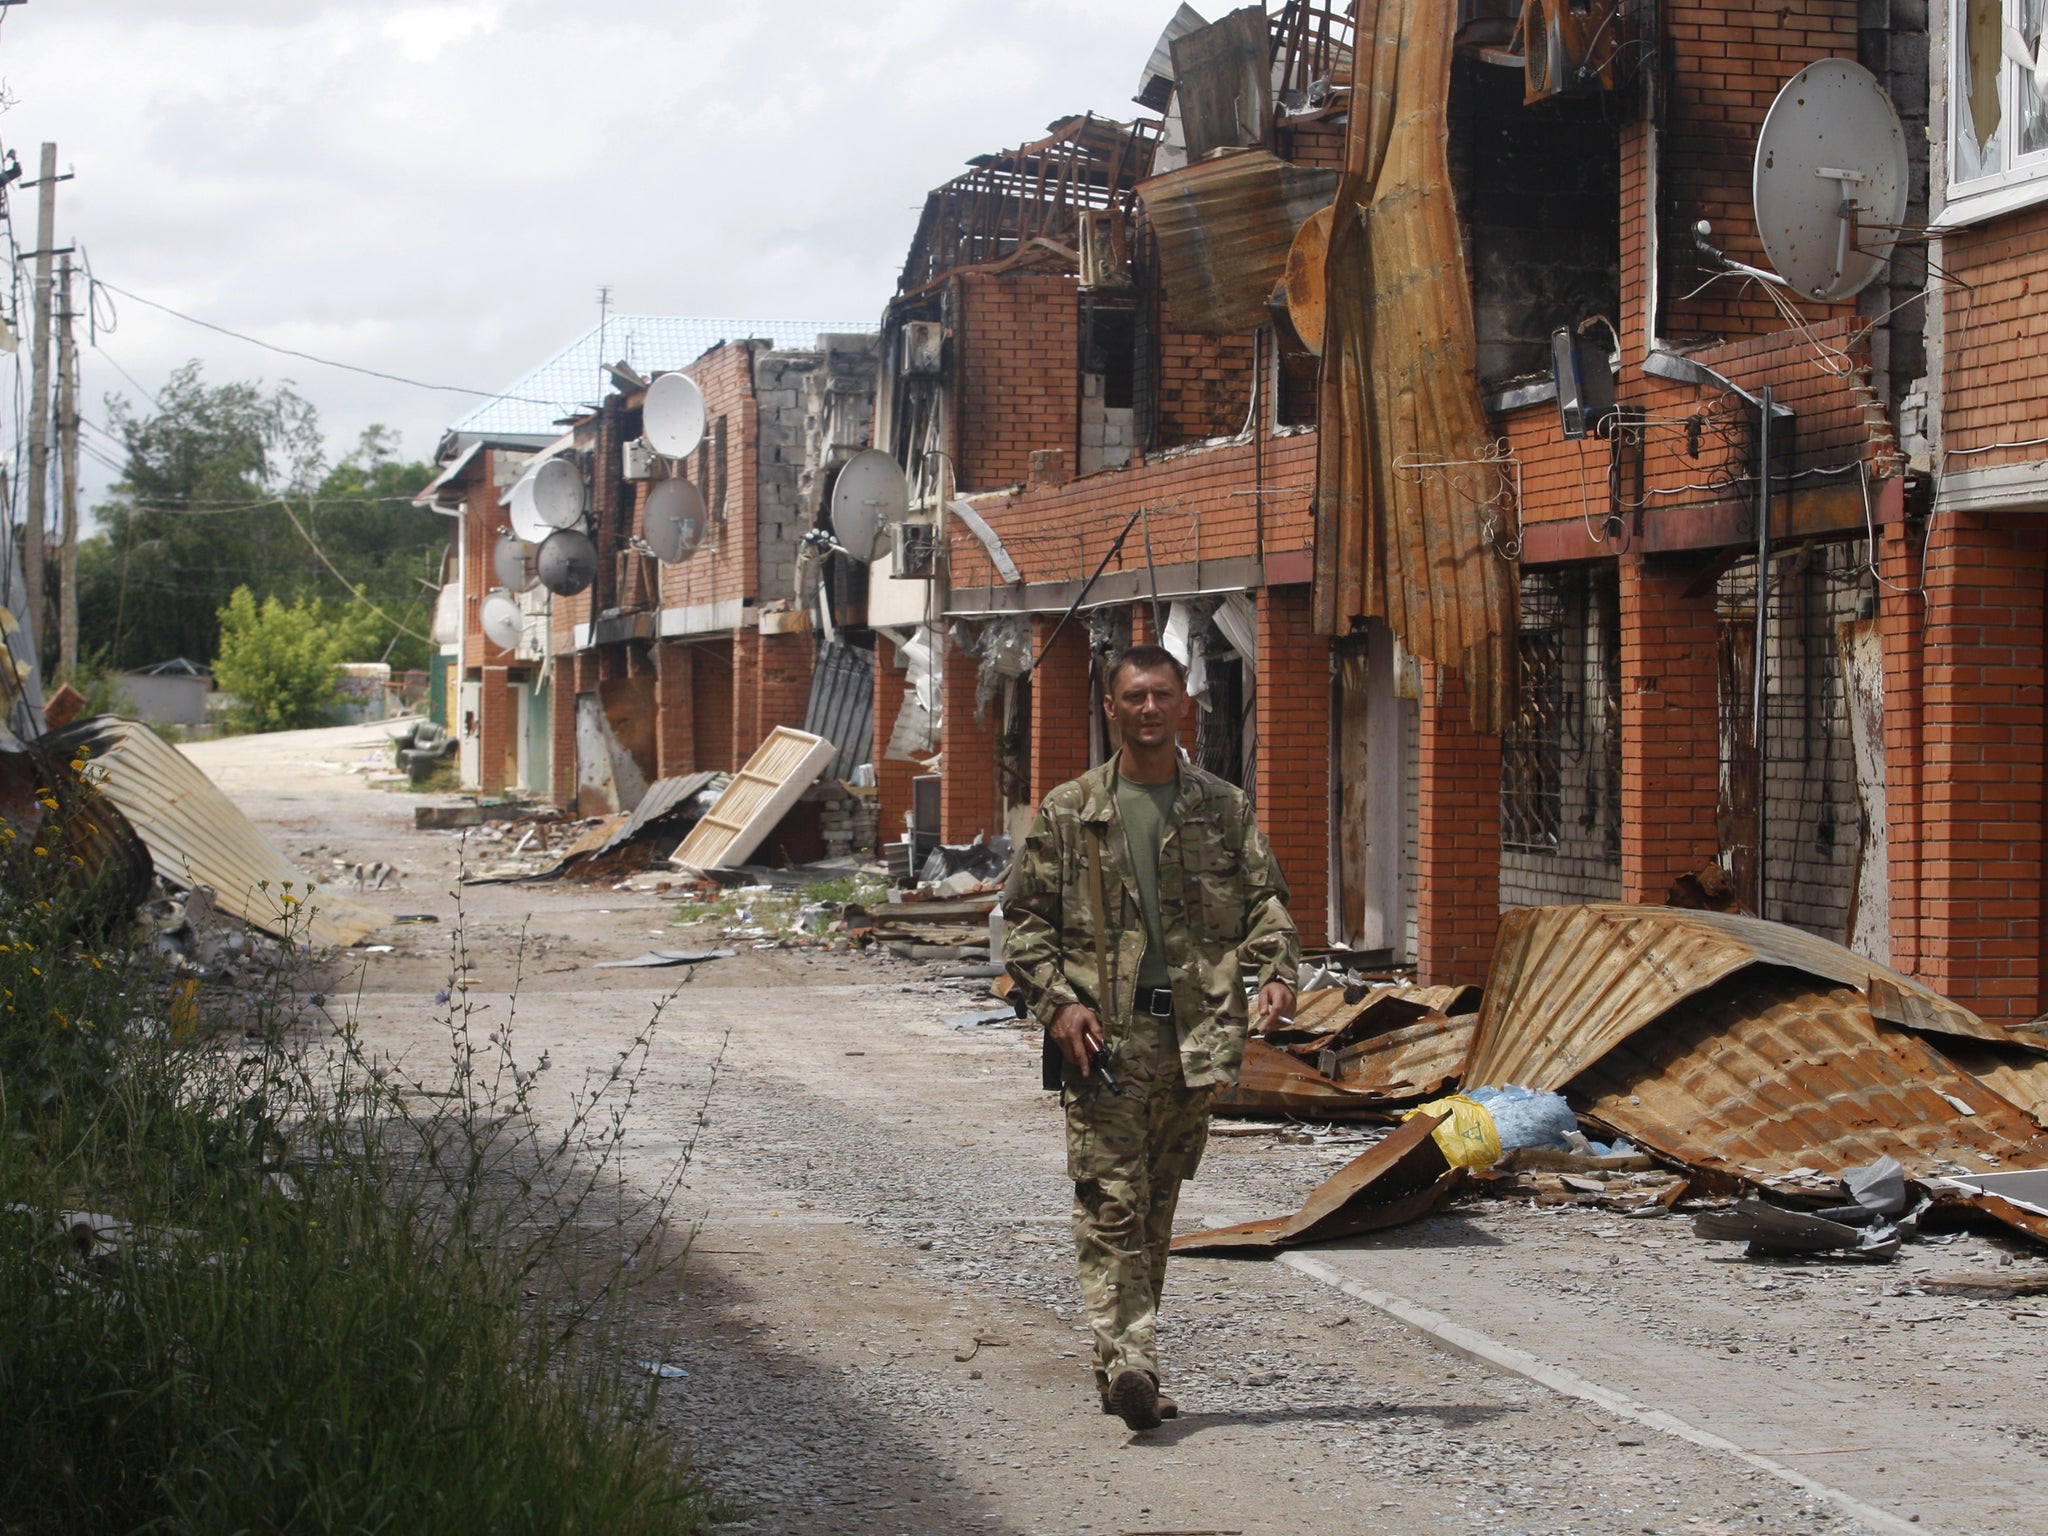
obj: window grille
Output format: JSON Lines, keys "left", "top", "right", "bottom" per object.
{"left": 1502, "top": 570, "right": 1565, "bottom": 851}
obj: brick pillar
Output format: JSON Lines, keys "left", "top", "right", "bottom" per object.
{"left": 1130, "top": 601, "right": 1158, "bottom": 646}
{"left": 550, "top": 655, "right": 579, "bottom": 808}
{"left": 940, "top": 635, "right": 1001, "bottom": 844}
{"left": 1031, "top": 615, "right": 1092, "bottom": 804}
{"left": 873, "top": 640, "right": 918, "bottom": 842}
{"left": 1415, "top": 660, "right": 1500, "bottom": 983}
{"left": 756, "top": 631, "right": 817, "bottom": 737}
{"left": 479, "top": 664, "right": 511, "bottom": 796}
{"left": 1618, "top": 553, "right": 1722, "bottom": 901}
{"left": 653, "top": 639, "right": 696, "bottom": 780}
{"left": 1878, "top": 520, "right": 1926, "bottom": 978}
{"left": 1252, "top": 586, "right": 1329, "bottom": 949}
{"left": 1917, "top": 514, "right": 2046, "bottom": 1024}
{"left": 732, "top": 626, "right": 764, "bottom": 766}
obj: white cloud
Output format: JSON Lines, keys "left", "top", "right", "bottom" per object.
{"left": 0, "top": 0, "right": 1183, "bottom": 503}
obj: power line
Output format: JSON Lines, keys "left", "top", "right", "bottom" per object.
{"left": 92, "top": 277, "right": 566, "bottom": 407}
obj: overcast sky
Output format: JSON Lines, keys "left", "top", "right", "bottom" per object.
{"left": 0, "top": 0, "right": 1184, "bottom": 498}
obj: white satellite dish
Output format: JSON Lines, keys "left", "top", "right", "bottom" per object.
{"left": 643, "top": 372, "right": 707, "bottom": 459}
{"left": 480, "top": 589, "right": 524, "bottom": 651}
{"left": 531, "top": 456, "right": 584, "bottom": 529}
{"left": 535, "top": 527, "right": 599, "bottom": 595}
{"left": 1752, "top": 58, "right": 1906, "bottom": 303}
{"left": 643, "top": 477, "right": 706, "bottom": 563}
{"left": 506, "top": 473, "right": 551, "bottom": 544}
{"left": 829, "top": 449, "right": 908, "bottom": 564}
{"left": 492, "top": 530, "right": 538, "bottom": 594}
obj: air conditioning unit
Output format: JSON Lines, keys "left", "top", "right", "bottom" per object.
{"left": 1520, "top": 0, "right": 1619, "bottom": 104}
{"left": 1077, "top": 211, "right": 1130, "bottom": 291}
{"left": 622, "top": 437, "right": 656, "bottom": 481}
{"left": 891, "top": 521, "right": 938, "bottom": 580}
{"left": 1551, "top": 326, "right": 1617, "bottom": 441}
{"left": 901, "top": 321, "right": 946, "bottom": 378}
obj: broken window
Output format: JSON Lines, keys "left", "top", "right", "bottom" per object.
{"left": 1448, "top": 50, "right": 1621, "bottom": 389}
{"left": 1501, "top": 570, "right": 1566, "bottom": 852}
{"left": 1953, "top": 0, "right": 2048, "bottom": 193}
{"left": 1080, "top": 300, "right": 1136, "bottom": 474}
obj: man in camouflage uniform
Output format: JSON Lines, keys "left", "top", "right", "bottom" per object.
{"left": 1003, "top": 643, "right": 1299, "bottom": 1431}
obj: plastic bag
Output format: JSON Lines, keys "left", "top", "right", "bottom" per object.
{"left": 1405, "top": 1093, "right": 1503, "bottom": 1170}
{"left": 1466, "top": 1084, "right": 1580, "bottom": 1153}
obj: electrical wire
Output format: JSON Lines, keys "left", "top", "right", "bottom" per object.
{"left": 275, "top": 494, "right": 432, "bottom": 644}
{"left": 91, "top": 277, "right": 565, "bottom": 407}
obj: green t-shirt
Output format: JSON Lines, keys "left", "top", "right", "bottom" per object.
{"left": 1115, "top": 773, "right": 1178, "bottom": 991}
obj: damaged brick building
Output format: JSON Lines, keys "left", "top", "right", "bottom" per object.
{"left": 878, "top": 0, "right": 2044, "bottom": 1026}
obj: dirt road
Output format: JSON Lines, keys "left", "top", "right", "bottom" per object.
{"left": 182, "top": 724, "right": 2048, "bottom": 1536}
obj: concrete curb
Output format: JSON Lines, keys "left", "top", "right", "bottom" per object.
{"left": 1277, "top": 1251, "right": 1924, "bottom": 1536}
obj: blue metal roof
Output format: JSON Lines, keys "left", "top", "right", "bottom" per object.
{"left": 452, "top": 314, "right": 876, "bottom": 437}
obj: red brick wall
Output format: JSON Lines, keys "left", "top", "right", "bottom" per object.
{"left": 1913, "top": 514, "right": 2046, "bottom": 1024}
{"left": 464, "top": 453, "right": 515, "bottom": 670}
{"left": 652, "top": 343, "right": 765, "bottom": 611}
{"left": 1879, "top": 519, "right": 1926, "bottom": 977}
{"left": 731, "top": 627, "right": 762, "bottom": 767}
{"left": 550, "top": 653, "right": 580, "bottom": 806}
{"left": 692, "top": 638, "right": 735, "bottom": 775}
{"left": 1030, "top": 616, "right": 1092, "bottom": 804}
{"left": 653, "top": 639, "right": 696, "bottom": 779}
{"left": 1253, "top": 586, "right": 1329, "bottom": 950}
{"left": 1153, "top": 296, "right": 1256, "bottom": 449}
{"left": 1939, "top": 202, "right": 2048, "bottom": 459}
{"left": 1415, "top": 661, "right": 1502, "bottom": 983}
{"left": 1617, "top": 553, "right": 1722, "bottom": 900}
{"left": 955, "top": 272, "right": 1077, "bottom": 492}
{"left": 754, "top": 631, "right": 817, "bottom": 746}
{"left": 1656, "top": 0, "right": 1859, "bottom": 343}
{"left": 479, "top": 664, "right": 511, "bottom": 796}
{"left": 873, "top": 639, "right": 919, "bottom": 841}
{"left": 940, "top": 639, "right": 1001, "bottom": 843}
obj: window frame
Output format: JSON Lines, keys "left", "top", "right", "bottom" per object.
{"left": 1943, "top": 0, "right": 2048, "bottom": 224}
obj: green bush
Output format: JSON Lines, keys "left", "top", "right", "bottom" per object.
{"left": 0, "top": 758, "right": 726, "bottom": 1535}
{"left": 210, "top": 587, "right": 347, "bottom": 733}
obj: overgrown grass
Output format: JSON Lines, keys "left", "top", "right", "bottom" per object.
{"left": 0, "top": 748, "right": 728, "bottom": 1534}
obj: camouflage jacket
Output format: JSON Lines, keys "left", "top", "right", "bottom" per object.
{"left": 1002, "top": 755, "right": 1300, "bottom": 1088}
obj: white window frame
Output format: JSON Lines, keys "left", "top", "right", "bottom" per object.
{"left": 1943, "top": 0, "right": 2048, "bottom": 224}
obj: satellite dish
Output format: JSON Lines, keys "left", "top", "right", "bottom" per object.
{"left": 829, "top": 450, "right": 908, "bottom": 565}
{"left": 535, "top": 527, "right": 598, "bottom": 595}
{"left": 643, "top": 477, "right": 706, "bottom": 563}
{"left": 492, "top": 530, "right": 538, "bottom": 594}
{"left": 1284, "top": 204, "right": 1333, "bottom": 356}
{"left": 1753, "top": 59, "right": 1907, "bottom": 303}
{"left": 531, "top": 456, "right": 584, "bottom": 529}
{"left": 643, "top": 372, "right": 707, "bottom": 459}
{"left": 480, "top": 589, "right": 524, "bottom": 651}
{"left": 506, "top": 473, "right": 551, "bottom": 543}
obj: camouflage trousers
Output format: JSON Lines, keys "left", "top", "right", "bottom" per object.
{"left": 1065, "top": 1016, "right": 1212, "bottom": 1385}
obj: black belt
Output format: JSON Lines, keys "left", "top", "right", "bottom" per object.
{"left": 1139, "top": 986, "right": 1174, "bottom": 1018}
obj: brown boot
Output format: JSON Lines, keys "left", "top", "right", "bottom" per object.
{"left": 1107, "top": 1368, "right": 1162, "bottom": 1431}
{"left": 1098, "top": 1370, "right": 1177, "bottom": 1420}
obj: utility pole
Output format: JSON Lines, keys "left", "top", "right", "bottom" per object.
{"left": 23, "top": 142, "right": 55, "bottom": 663}
{"left": 56, "top": 254, "right": 79, "bottom": 680}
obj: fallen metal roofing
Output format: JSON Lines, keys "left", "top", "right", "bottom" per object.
{"left": 1312, "top": 0, "right": 1515, "bottom": 734}
{"left": 1212, "top": 1036, "right": 1397, "bottom": 1118}
{"left": 1571, "top": 970, "right": 2048, "bottom": 1185}
{"left": 596, "top": 771, "right": 727, "bottom": 856}
{"left": 1135, "top": 150, "right": 1338, "bottom": 335}
{"left": 1314, "top": 1010, "right": 1475, "bottom": 1102}
{"left": 1172, "top": 1111, "right": 1461, "bottom": 1252}
{"left": 49, "top": 718, "right": 388, "bottom": 947}
{"left": 1466, "top": 904, "right": 1998, "bottom": 1092}
{"left": 670, "top": 728, "right": 836, "bottom": 872}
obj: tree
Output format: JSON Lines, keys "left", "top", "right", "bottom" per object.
{"left": 75, "top": 368, "right": 443, "bottom": 673}
{"left": 210, "top": 587, "right": 347, "bottom": 733}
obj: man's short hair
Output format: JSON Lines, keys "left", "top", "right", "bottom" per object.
{"left": 1107, "top": 643, "right": 1188, "bottom": 692}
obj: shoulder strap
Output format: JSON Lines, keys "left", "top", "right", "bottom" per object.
{"left": 1085, "top": 820, "right": 1111, "bottom": 1003}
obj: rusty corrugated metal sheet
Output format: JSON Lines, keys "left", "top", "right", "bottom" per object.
{"left": 49, "top": 718, "right": 387, "bottom": 948}
{"left": 1173, "top": 1111, "right": 1460, "bottom": 1252}
{"left": 1134, "top": 150, "right": 1338, "bottom": 335}
{"left": 1317, "top": 1010, "right": 1474, "bottom": 1102}
{"left": 0, "top": 737, "right": 152, "bottom": 916}
{"left": 1313, "top": 0, "right": 1515, "bottom": 733}
{"left": 1212, "top": 1036, "right": 1395, "bottom": 1118}
{"left": 1572, "top": 971, "right": 2048, "bottom": 1183}
{"left": 1467, "top": 904, "right": 1997, "bottom": 1091}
